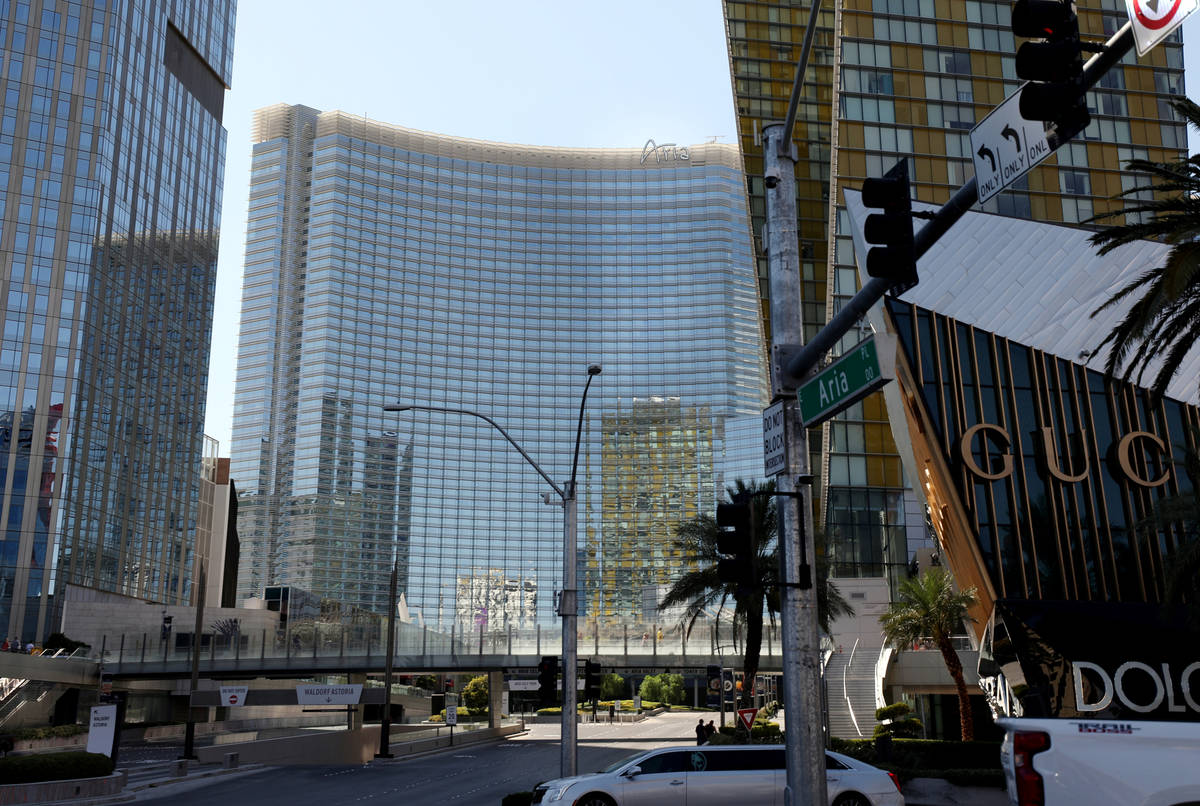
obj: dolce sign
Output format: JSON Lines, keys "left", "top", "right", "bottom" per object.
{"left": 960, "top": 425, "right": 1171, "bottom": 488}
{"left": 1074, "top": 660, "right": 1200, "bottom": 715}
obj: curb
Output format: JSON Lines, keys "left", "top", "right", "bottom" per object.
{"left": 29, "top": 764, "right": 268, "bottom": 806}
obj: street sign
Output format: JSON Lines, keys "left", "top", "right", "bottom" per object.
{"left": 296, "top": 683, "right": 363, "bottom": 705}
{"left": 1127, "top": 0, "right": 1197, "bottom": 54}
{"left": 219, "top": 686, "right": 249, "bottom": 707}
{"left": 508, "top": 680, "right": 539, "bottom": 691}
{"left": 763, "top": 401, "right": 786, "bottom": 476}
{"left": 86, "top": 705, "right": 118, "bottom": 756}
{"left": 737, "top": 707, "right": 759, "bottom": 732}
{"left": 971, "top": 87, "right": 1052, "bottom": 205}
{"left": 797, "top": 335, "right": 890, "bottom": 427}
{"left": 446, "top": 705, "right": 458, "bottom": 726}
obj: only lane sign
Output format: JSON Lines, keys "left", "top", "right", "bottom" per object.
{"left": 971, "top": 88, "right": 1052, "bottom": 206}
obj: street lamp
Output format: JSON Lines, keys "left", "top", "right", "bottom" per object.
{"left": 384, "top": 363, "right": 601, "bottom": 778}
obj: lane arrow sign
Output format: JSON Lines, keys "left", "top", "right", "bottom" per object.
{"left": 977, "top": 144, "right": 996, "bottom": 172}
{"left": 1001, "top": 124, "right": 1021, "bottom": 151}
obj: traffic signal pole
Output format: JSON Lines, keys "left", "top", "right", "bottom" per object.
{"left": 763, "top": 120, "right": 827, "bottom": 806}
{"left": 764, "top": 7, "right": 1133, "bottom": 803}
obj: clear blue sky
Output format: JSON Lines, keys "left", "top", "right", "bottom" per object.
{"left": 203, "top": 1, "right": 1200, "bottom": 450}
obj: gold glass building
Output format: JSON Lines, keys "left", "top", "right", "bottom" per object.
{"left": 723, "top": 0, "right": 1188, "bottom": 594}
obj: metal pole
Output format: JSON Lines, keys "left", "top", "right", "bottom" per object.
{"left": 377, "top": 559, "right": 398, "bottom": 759}
{"left": 764, "top": 122, "right": 827, "bottom": 806}
{"left": 181, "top": 563, "right": 206, "bottom": 760}
{"left": 561, "top": 488, "right": 578, "bottom": 778}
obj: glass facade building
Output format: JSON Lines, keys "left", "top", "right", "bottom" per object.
{"left": 723, "top": 0, "right": 1187, "bottom": 596}
{"left": 231, "top": 106, "right": 768, "bottom": 627}
{"left": 0, "top": 0, "right": 235, "bottom": 640}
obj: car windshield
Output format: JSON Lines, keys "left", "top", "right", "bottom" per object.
{"left": 598, "top": 751, "right": 649, "bottom": 774}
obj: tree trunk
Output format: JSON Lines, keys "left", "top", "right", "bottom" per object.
{"left": 742, "top": 602, "right": 763, "bottom": 710}
{"left": 937, "top": 634, "right": 974, "bottom": 742}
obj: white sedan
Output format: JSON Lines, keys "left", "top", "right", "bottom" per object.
{"left": 532, "top": 745, "right": 904, "bottom": 806}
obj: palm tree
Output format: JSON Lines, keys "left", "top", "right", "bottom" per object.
{"left": 659, "top": 478, "right": 854, "bottom": 706}
{"left": 880, "top": 567, "right": 978, "bottom": 741}
{"left": 1086, "top": 96, "right": 1200, "bottom": 400}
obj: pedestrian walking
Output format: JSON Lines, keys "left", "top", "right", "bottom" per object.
{"left": 705, "top": 720, "right": 716, "bottom": 740}
{"left": 695, "top": 718, "right": 707, "bottom": 745}
{"left": 609, "top": 702, "right": 616, "bottom": 724}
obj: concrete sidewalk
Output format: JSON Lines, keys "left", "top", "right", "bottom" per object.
{"left": 902, "top": 776, "right": 1010, "bottom": 806}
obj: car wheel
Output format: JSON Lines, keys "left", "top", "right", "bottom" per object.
{"left": 573, "top": 794, "right": 616, "bottom": 806}
{"left": 832, "top": 793, "right": 873, "bottom": 806}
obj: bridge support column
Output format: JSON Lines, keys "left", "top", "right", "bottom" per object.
{"left": 347, "top": 673, "right": 365, "bottom": 730}
{"left": 489, "top": 670, "right": 504, "bottom": 729}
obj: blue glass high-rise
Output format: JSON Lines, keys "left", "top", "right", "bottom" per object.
{"left": 0, "top": 1, "right": 235, "bottom": 640}
{"left": 231, "top": 107, "right": 769, "bottom": 629}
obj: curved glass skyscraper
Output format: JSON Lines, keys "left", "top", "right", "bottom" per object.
{"left": 231, "top": 105, "right": 767, "bottom": 628}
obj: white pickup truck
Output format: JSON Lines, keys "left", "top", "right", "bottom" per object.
{"left": 980, "top": 600, "right": 1200, "bottom": 806}
{"left": 996, "top": 717, "right": 1200, "bottom": 806}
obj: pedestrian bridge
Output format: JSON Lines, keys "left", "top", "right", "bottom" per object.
{"left": 21, "top": 622, "right": 790, "bottom": 684}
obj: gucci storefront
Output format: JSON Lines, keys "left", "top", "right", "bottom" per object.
{"left": 845, "top": 194, "right": 1200, "bottom": 721}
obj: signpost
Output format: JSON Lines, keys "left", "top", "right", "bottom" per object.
{"left": 797, "top": 335, "right": 891, "bottom": 427}
{"left": 1126, "top": 0, "right": 1197, "bottom": 54}
{"left": 971, "top": 88, "right": 1053, "bottom": 206}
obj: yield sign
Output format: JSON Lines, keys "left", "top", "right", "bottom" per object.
{"left": 737, "top": 707, "right": 759, "bottom": 732}
{"left": 1126, "top": 0, "right": 1198, "bottom": 55}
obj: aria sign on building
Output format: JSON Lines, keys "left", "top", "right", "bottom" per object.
{"left": 640, "top": 139, "right": 690, "bottom": 164}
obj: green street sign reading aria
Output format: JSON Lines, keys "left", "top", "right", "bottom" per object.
{"left": 797, "top": 336, "right": 889, "bottom": 426}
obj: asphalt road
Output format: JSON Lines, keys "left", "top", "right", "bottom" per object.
{"left": 134, "top": 711, "right": 710, "bottom": 806}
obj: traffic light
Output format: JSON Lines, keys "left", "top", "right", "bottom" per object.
{"left": 1012, "top": 0, "right": 1088, "bottom": 129}
{"left": 537, "top": 655, "right": 559, "bottom": 705}
{"left": 861, "top": 160, "right": 917, "bottom": 294}
{"left": 584, "top": 660, "right": 601, "bottom": 702}
{"left": 716, "top": 493, "right": 754, "bottom": 588}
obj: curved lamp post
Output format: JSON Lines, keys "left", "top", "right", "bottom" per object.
{"left": 384, "top": 363, "right": 601, "bottom": 778}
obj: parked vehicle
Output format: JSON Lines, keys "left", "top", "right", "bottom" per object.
{"left": 531, "top": 745, "right": 903, "bottom": 806}
{"left": 981, "top": 600, "right": 1200, "bottom": 806}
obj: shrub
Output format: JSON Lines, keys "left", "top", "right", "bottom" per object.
{"left": 638, "top": 674, "right": 685, "bottom": 705}
{"left": 874, "top": 701, "right": 923, "bottom": 739}
{"left": 0, "top": 752, "right": 113, "bottom": 784}
{"left": 600, "top": 672, "right": 626, "bottom": 701}
{"left": 829, "top": 738, "right": 1001, "bottom": 771}
{"left": 500, "top": 792, "right": 533, "bottom": 806}
{"left": 41, "top": 633, "right": 89, "bottom": 653}
{"left": 461, "top": 675, "right": 489, "bottom": 711}
{"left": 428, "top": 714, "right": 444, "bottom": 723}
{"left": 706, "top": 730, "right": 735, "bottom": 745}
{"left": 750, "top": 722, "right": 782, "bottom": 743}
{"left": 875, "top": 702, "right": 911, "bottom": 722}
{"left": 10, "top": 725, "right": 86, "bottom": 741}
